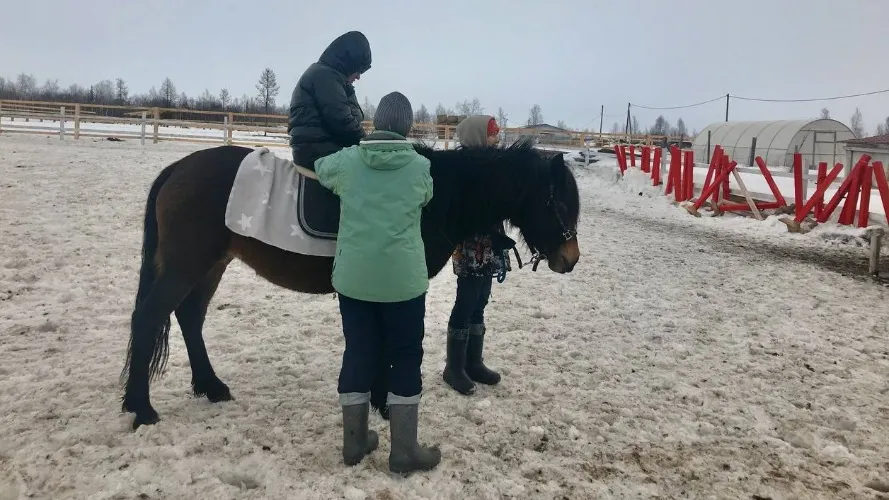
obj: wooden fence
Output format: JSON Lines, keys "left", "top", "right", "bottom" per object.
{"left": 0, "top": 98, "right": 688, "bottom": 150}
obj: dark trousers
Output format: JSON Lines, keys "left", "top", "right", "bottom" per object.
{"left": 447, "top": 276, "right": 492, "bottom": 330}
{"left": 337, "top": 293, "right": 426, "bottom": 398}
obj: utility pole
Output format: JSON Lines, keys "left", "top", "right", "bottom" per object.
{"left": 725, "top": 94, "right": 730, "bottom": 122}
{"left": 625, "top": 103, "right": 631, "bottom": 140}
{"left": 599, "top": 104, "right": 604, "bottom": 141}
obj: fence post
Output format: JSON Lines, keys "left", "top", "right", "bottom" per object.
{"left": 748, "top": 137, "right": 757, "bottom": 167}
{"left": 0, "top": 100, "right": 3, "bottom": 135}
{"left": 59, "top": 106, "right": 65, "bottom": 140}
{"left": 141, "top": 111, "right": 147, "bottom": 146}
{"left": 152, "top": 107, "right": 160, "bottom": 144}
{"left": 74, "top": 104, "right": 81, "bottom": 140}
{"left": 227, "top": 112, "right": 234, "bottom": 145}
{"left": 223, "top": 116, "right": 229, "bottom": 145}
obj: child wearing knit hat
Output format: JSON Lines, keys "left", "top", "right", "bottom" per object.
{"left": 314, "top": 91, "right": 441, "bottom": 475}
{"left": 444, "top": 115, "right": 514, "bottom": 396}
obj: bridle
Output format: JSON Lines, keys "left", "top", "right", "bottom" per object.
{"left": 513, "top": 185, "right": 577, "bottom": 272}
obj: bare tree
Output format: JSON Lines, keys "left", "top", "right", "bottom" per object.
{"left": 94, "top": 80, "right": 115, "bottom": 104}
{"left": 362, "top": 96, "right": 376, "bottom": 120}
{"left": 40, "top": 79, "right": 60, "bottom": 99}
{"left": 414, "top": 104, "right": 431, "bottom": 123}
{"left": 115, "top": 78, "right": 128, "bottom": 104}
{"left": 218, "top": 88, "right": 230, "bottom": 110}
{"left": 496, "top": 106, "right": 509, "bottom": 132}
{"left": 849, "top": 108, "right": 864, "bottom": 138}
{"left": 610, "top": 121, "right": 622, "bottom": 134}
{"left": 16, "top": 73, "right": 37, "bottom": 97}
{"left": 159, "top": 78, "right": 177, "bottom": 108}
{"left": 255, "top": 68, "right": 280, "bottom": 115}
{"left": 527, "top": 104, "right": 543, "bottom": 126}
{"left": 455, "top": 98, "right": 483, "bottom": 116}
{"left": 650, "top": 115, "right": 671, "bottom": 136}
{"left": 820, "top": 108, "right": 830, "bottom": 119}
{"left": 675, "top": 118, "right": 687, "bottom": 137}
{"left": 879, "top": 117, "right": 889, "bottom": 136}
{"left": 556, "top": 120, "right": 568, "bottom": 129}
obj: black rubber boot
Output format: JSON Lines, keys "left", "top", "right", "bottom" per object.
{"left": 388, "top": 403, "right": 441, "bottom": 475}
{"left": 442, "top": 328, "right": 475, "bottom": 395}
{"left": 466, "top": 324, "right": 501, "bottom": 385}
{"left": 341, "top": 402, "right": 379, "bottom": 466}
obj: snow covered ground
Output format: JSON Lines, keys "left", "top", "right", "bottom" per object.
{"left": 1, "top": 134, "right": 888, "bottom": 499}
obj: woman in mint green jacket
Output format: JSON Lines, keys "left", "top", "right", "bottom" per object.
{"left": 314, "top": 91, "right": 440, "bottom": 475}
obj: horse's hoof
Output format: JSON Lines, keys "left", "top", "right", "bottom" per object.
{"left": 194, "top": 377, "right": 234, "bottom": 403}
{"left": 132, "top": 409, "right": 160, "bottom": 430}
{"left": 207, "top": 390, "right": 234, "bottom": 403}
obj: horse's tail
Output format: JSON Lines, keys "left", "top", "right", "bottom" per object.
{"left": 120, "top": 162, "right": 178, "bottom": 386}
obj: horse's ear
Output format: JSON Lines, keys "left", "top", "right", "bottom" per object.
{"left": 549, "top": 153, "right": 566, "bottom": 180}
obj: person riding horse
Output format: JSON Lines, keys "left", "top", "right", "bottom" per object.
{"left": 288, "top": 30, "right": 371, "bottom": 172}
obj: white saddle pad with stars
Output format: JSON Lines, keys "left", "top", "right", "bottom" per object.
{"left": 224, "top": 147, "right": 336, "bottom": 257}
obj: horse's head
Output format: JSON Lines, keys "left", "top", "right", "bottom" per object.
{"left": 415, "top": 140, "right": 580, "bottom": 276}
{"left": 509, "top": 150, "right": 580, "bottom": 273}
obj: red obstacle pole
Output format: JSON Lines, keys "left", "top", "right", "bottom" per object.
{"left": 814, "top": 162, "right": 827, "bottom": 220}
{"left": 629, "top": 145, "right": 636, "bottom": 167}
{"left": 793, "top": 153, "right": 804, "bottom": 218}
{"left": 839, "top": 164, "right": 864, "bottom": 225}
{"left": 857, "top": 163, "right": 874, "bottom": 228}
{"left": 791, "top": 161, "right": 847, "bottom": 224}
{"left": 722, "top": 153, "right": 731, "bottom": 202}
{"left": 817, "top": 159, "right": 868, "bottom": 223}
{"left": 665, "top": 147, "right": 677, "bottom": 195}
{"left": 641, "top": 146, "right": 651, "bottom": 173}
{"left": 872, "top": 162, "right": 889, "bottom": 224}
{"left": 754, "top": 156, "right": 788, "bottom": 207}
{"left": 673, "top": 147, "right": 684, "bottom": 202}
{"left": 697, "top": 146, "right": 724, "bottom": 206}
{"left": 616, "top": 145, "right": 627, "bottom": 174}
{"left": 712, "top": 154, "right": 725, "bottom": 204}
{"left": 691, "top": 155, "right": 738, "bottom": 212}
{"left": 683, "top": 150, "right": 694, "bottom": 201}
{"left": 652, "top": 147, "right": 662, "bottom": 186}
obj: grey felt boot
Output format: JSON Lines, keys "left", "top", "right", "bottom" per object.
{"left": 388, "top": 402, "right": 441, "bottom": 474}
{"left": 341, "top": 399, "right": 379, "bottom": 466}
{"left": 442, "top": 327, "right": 475, "bottom": 395}
{"left": 465, "top": 324, "right": 501, "bottom": 385}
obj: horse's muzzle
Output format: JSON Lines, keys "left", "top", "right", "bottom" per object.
{"left": 548, "top": 238, "right": 579, "bottom": 273}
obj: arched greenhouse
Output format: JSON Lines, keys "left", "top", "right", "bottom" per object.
{"left": 692, "top": 119, "right": 855, "bottom": 168}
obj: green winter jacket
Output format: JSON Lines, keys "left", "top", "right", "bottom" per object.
{"left": 315, "top": 131, "right": 433, "bottom": 303}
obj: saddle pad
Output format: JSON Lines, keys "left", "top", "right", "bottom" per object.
{"left": 297, "top": 167, "right": 341, "bottom": 240}
{"left": 224, "top": 147, "right": 336, "bottom": 257}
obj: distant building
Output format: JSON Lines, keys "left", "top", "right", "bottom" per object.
{"left": 506, "top": 123, "right": 575, "bottom": 145}
{"left": 840, "top": 133, "right": 889, "bottom": 176}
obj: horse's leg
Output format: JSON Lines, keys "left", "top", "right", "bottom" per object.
{"left": 174, "top": 259, "right": 233, "bottom": 403}
{"left": 122, "top": 270, "right": 196, "bottom": 429}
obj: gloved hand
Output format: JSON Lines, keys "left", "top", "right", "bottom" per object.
{"left": 490, "top": 233, "right": 517, "bottom": 253}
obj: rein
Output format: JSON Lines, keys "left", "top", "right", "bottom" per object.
{"left": 521, "top": 185, "right": 577, "bottom": 272}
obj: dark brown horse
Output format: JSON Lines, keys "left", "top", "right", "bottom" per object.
{"left": 120, "top": 139, "right": 581, "bottom": 429}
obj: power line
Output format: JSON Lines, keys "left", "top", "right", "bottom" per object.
{"left": 630, "top": 95, "right": 725, "bottom": 110}
{"left": 732, "top": 88, "right": 889, "bottom": 102}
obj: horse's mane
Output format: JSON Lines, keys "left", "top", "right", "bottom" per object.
{"left": 412, "top": 137, "right": 579, "bottom": 239}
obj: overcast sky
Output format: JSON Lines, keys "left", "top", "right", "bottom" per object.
{"left": 3, "top": 0, "right": 889, "bottom": 134}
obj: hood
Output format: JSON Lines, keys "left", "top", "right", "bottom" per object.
{"left": 456, "top": 115, "right": 495, "bottom": 147}
{"left": 358, "top": 131, "right": 416, "bottom": 170}
{"left": 318, "top": 31, "right": 372, "bottom": 76}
